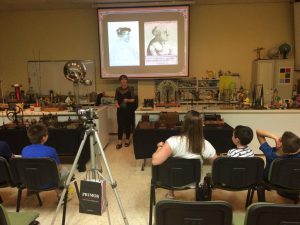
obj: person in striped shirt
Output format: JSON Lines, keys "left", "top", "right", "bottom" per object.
{"left": 227, "top": 125, "right": 254, "bottom": 157}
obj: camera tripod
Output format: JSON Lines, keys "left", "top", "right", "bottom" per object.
{"left": 51, "top": 116, "right": 129, "bottom": 225}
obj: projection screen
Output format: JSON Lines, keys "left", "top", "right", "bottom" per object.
{"left": 97, "top": 6, "right": 189, "bottom": 78}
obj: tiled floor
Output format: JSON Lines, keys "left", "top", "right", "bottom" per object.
{"left": 1, "top": 135, "right": 297, "bottom": 225}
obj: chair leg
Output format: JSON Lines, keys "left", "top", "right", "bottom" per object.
{"left": 36, "top": 193, "right": 43, "bottom": 207}
{"left": 149, "top": 186, "right": 154, "bottom": 225}
{"left": 196, "top": 187, "right": 199, "bottom": 201}
{"left": 153, "top": 187, "right": 156, "bottom": 206}
{"left": 257, "top": 187, "right": 266, "bottom": 202}
{"left": 294, "top": 196, "right": 299, "bottom": 204}
{"left": 16, "top": 188, "right": 23, "bottom": 212}
{"left": 62, "top": 188, "right": 68, "bottom": 225}
{"left": 245, "top": 188, "right": 254, "bottom": 208}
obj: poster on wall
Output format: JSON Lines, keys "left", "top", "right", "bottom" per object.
{"left": 278, "top": 67, "right": 292, "bottom": 85}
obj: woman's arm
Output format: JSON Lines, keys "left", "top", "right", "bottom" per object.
{"left": 207, "top": 154, "right": 218, "bottom": 164}
{"left": 114, "top": 89, "right": 120, "bottom": 108}
{"left": 124, "top": 98, "right": 135, "bottom": 103}
{"left": 115, "top": 100, "right": 120, "bottom": 108}
{"left": 152, "top": 142, "right": 172, "bottom": 165}
{"left": 124, "top": 87, "right": 135, "bottom": 103}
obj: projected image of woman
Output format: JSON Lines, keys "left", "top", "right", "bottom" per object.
{"left": 108, "top": 22, "right": 140, "bottom": 67}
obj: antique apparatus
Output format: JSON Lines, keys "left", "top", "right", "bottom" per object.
{"left": 204, "top": 113, "right": 224, "bottom": 125}
{"left": 157, "top": 112, "right": 181, "bottom": 128}
{"left": 252, "top": 84, "right": 265, "bottom": 109}
{"left": 143, "top": 99, "right": 154, "bottom": 108}
{"left": 155, "top": 80, "right": 180, "bottom": 107}
{"left": 63, "top": 60, "right": 93, "bottom": 105}
{"left": 11, "top": 83, "right": 23, "bottom": 102}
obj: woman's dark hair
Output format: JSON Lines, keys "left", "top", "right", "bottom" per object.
{"left": 119, "top": 74, "right": 128, "bottom": 81}
{"left": 27, "top": 123, "right": 48, "bottom": 144}
{"left": 234, "top": 125, "right": 253, "bottom": 145}
{"left": 281, "top": 131, "right": 300, "bottom": 154}
{"left": 180, "top": 110, "right": 203, "bottom": 154}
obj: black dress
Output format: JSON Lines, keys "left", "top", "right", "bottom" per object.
{"left": 114, "top": 87, "right": 135, "bottom": 140}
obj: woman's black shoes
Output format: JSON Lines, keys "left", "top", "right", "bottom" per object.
{"left": 116, "top": 141, "right": 130, "bottom": 149}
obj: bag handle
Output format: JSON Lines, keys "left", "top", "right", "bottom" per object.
{"left": 85, "top": 169, "right": 102, "bottom": 181}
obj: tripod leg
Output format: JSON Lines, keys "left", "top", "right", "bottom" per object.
{"left": 50, "top": 131, "right": 89, "bottom": 225}
{"left": 89, "top": 133, "right": 96, "bottom": 173}
{"left": 93, "top": 130, "right": 129, "bottom": 225}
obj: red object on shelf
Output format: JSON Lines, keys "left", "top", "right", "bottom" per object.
{"left": 12, "top": 84, "right": 22, "bottom": 101}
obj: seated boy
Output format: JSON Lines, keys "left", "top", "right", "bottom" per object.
{"left": 227, "top": 125, "right": 254, "bottom": 157}
{"left": 22, "top": 123, "right": 70, "bottom": 190}
{"left": 256, "top": 129, "right": 300, "bottom": 178}
{"left": 256, "top": 129, "right": 300, "bottom": 201}
{"left": 0, "top": 141, "right": 14, "bottom": 161}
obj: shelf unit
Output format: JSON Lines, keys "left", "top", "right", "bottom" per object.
{"left": 177, "top": 78, "right": 219, "bottom": 102}
{"left": 154, "top": 78, "right": 220, "bottom": 103}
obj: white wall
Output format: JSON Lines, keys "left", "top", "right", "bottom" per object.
{"left": 0, "top": 2, "right": 294, "bottom": 104}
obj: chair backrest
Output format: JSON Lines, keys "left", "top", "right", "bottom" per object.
{"left": 155, "top": 200, "right": 232, "bottom": 225}
{"left": 152, "top": 158, "right": 201, "bottom": 189}
{"left": 0, "top": 204, "right": 10, "bottom": 225}
{"left": 0, "top": 156, "right": 15, "bottom": 187}
{"left": 212, "top": 157, "right": 264, "bottom": 190}
{"left": 9, "top": 158, "right": 60, "bottom": 191}
{"left": 269, "top": 158, "right": 300, "bottom": 190}
{"left": 245, "top": 203, "right": 300, "bottom": 225}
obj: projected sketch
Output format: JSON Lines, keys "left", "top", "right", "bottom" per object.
{"left": 145, "top": 21, "right": 178, "bottom": 66}
{"left": 108, "top": 21, "right": 140, "bottom": 67}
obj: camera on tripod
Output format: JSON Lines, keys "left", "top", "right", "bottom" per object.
{"left": 77, "top": 108, "right": 98, "bottom": 121}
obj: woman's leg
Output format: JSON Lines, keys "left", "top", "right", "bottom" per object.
{"left": 117, "top": 110, "right": 124, "bottom": 145}
{"left": 125, "top": 110, "right": 131, "bottom": 142}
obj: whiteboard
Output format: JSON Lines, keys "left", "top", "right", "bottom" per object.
{"left": 27, "top": 60, "right": 96, "bottom": 96}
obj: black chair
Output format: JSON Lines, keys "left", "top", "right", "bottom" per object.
{"left": 149, "top": 157, "right": 201, "bottom": 225}
{"left": 9, "top": 158, "right": 69, "bottom": 225}
{"left": 0, "top": 156, "right": 16, "bottom": 203}
{"left": 260, "top": 158, "right": 300, "bottom": 204}
{"left": 155, "top": 200, "right": 232, "bottom": 225}
{"left": 209, "top": 157, "right": 265, "bottom": 207}
{"left": 244, "top": 202, "right": 300, "bottom": 225}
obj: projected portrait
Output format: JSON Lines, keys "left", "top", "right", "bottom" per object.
{"left": 145, "top": 21, "right": 178, "bottom": 66}
{"left": 108, "top": 21, "right": 140, "bottom": 67}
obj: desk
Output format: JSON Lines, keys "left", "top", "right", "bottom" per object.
{"left": 0, "top": 127, "right": 89, "bottom": 172}
{"left": 133, "top": 123, "right": 235, "bottom": 169}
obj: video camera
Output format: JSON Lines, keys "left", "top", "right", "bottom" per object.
{"left": 77, "top": 108, "right": 98, "bottom": 121}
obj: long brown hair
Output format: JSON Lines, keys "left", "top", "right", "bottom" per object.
{"left": 180, "top": 110, "right": 204, "bottom": 154}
